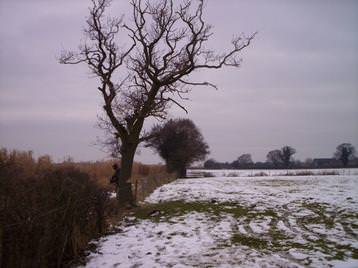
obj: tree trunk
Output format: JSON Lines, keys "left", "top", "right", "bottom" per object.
{"left": 117, "top": 141, "right": 137, "bottom": 203}
{"left": 120, "top": 145, "right": 136, "bottom": 182}
{"left": 166, "top": 160, "right": 186, "bottom": 178}
{"left": 179, "top": 166, "right": 187, "bottom": 178}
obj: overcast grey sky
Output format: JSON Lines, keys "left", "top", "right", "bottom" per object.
{"left": 0, "top": 0, "right": 357, "bottom": 164}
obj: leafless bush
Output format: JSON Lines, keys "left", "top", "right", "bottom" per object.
{"left": 248, "top": 172, "right": 269, "bottom": 177}
{"left": 318, "top": 171, "right": 339, "bottom": 176}
{"left": 226, "top": 172, "right": 239, "bottom": 177}
{"left": 285, "top": 170, "right": 339, "bottom": 176}
{"left": 287, "top": 171, "right": 315, "bottom": 176}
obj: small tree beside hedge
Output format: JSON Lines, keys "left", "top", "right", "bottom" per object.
{"left": 146, "top": 119, "right": 209, "bottom": 177}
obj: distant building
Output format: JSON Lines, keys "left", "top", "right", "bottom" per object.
{"left": 312, "top": 158, "right": 341, "bottom": 168}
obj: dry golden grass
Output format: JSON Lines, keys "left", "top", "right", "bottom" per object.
{"left": 72, "top": 158, "right": 176, "bottom": 201}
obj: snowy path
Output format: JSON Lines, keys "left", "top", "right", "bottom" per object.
{"left": 81, "top": 174, "right": 358, "bottom": 268}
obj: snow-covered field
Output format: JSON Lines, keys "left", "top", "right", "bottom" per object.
{"left": 187, "top": 168, "right": 358, "bottom": 178}
{"left": 82, "top": 172, "right": 358, "bottom": 268}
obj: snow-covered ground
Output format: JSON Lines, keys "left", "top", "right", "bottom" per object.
{"left": 81, "top": 173, "right": 358, "bottom": 268}
{"left": 187, "top": 168, "right": 358, "bottom": 178}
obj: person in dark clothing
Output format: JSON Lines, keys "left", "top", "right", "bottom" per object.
{"left": 110, "top": 164, "right": 121, "bottom": 185}
{"left": 110, "top": 164, "right": 136, "bottom": 208}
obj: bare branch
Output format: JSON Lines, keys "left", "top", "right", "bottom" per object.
{"left": 178, "top": 79, "right": 218, "bottom": 90}
{"left": 166, "top": 97, "right": 188, "bottom": 114}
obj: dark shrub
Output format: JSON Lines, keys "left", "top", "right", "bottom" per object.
{"left": 0, "top": 149, "right": 110, "bottom": 268}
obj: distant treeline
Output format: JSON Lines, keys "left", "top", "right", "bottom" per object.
{"left": 203, "top": 144, "right": 358, "bottom": 169}
{"left": 203, "top": 158, "right": 358, "bottom": 170}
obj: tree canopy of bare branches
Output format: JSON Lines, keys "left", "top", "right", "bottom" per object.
{"left": 279, "top": 146, "right": 296, "bottom": 168}
{"left": 266, "top": 146, "right": 296, "bottom": 168}
{"left": 334, "top": 143, "right": 356, "bottom": 167}
{"left": 60, "top": 0, "right": 255, "bottom": 182}
{"left": 266, "top": 150, "right": 282, "bottom": 168}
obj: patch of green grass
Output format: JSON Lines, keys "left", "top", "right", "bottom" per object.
{"left": 352, "top": 249, "right": 358, "bottom": 259}
{"left": 135, "top": 200, "right": 281, "bottom": 223}
{"left": 231, "top": 229, "right": 337, "bottom": 256}
{"left": 231, "top": 233, "right": 268, "bottom": 249}
{"left": 301, "top": 202, "right": 335, "bottom": 228}
{"left": 134, "top": 200, "right": 248, "bottom": 221}
{"left": 250, "top": 209, "right": 277, "bottom": 218}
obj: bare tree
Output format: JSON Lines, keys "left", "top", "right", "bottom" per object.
{"left": 232, "top": 153, "right": 253, "bottom": 169}
{"left": 60, "top": 0, "right": 255, "bottom": 193}
{"left": 238, "top": 154, "right": 253, "bottom": 167}
{"left": 279, "top": 146, "right": 296, "bottom": 168}
{"left": 334, "top": 143, "right": 356, "bottom": 167}
{"left": 266, "top": 146, "right": 296, "bottom": 168}
{"left": 266, "top": 150, "right": 281, "bottom": 168}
